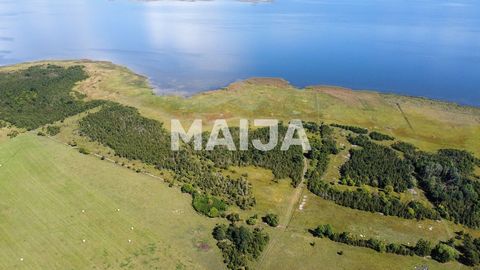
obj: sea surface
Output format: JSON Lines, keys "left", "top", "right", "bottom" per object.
{"left": 0, "top": 0, "right": 479, "bottom": 105}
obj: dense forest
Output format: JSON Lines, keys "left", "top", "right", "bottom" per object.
{"left": 79, "top": 104, "right": 255, "bottom": 210}
{"left": 408, "top": 149, "right": 480, "bottom": 228}
{"left": 0, "top": 65, "right": 103, "bottom": 130}
{"left": 340, "top": 135, "right": 414, "bottom": 192}
{"left": 199, "top": 125, "right": 305, "bottom": 186}
{"left": 213, "top": 224, "right": 269, "bottom": 270}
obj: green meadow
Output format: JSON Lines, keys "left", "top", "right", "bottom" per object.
{"left": 0, "top": 134, "right": 224, "bottom": 270}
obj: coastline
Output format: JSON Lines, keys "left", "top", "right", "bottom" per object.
{"left": 1, "top": 59, "right": 479, "bottom": 109}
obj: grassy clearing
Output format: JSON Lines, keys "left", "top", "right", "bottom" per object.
{"left": 0, "top": 134, "right": 224, "bottom": 270}
{"left": 255, "top": 232, "right": 468, "bottom": 270}
{"left": 222, "top": 166, "right": 294, "bottom": 220}
{"left": 251, "top": 188, "right": 475, "bottom": 270}
{"left": 222, "top": 166, "right": 476, "bottom": 269}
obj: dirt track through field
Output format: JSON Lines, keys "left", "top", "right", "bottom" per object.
{"left": 257, "top": 158, "right": 307, "bottom": 268}
{"left": 396, "top": 103, "right": 414, "bottom": 131}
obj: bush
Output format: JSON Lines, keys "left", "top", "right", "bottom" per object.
{"left": 78, "top": 147, "right": 90, "bottom": 155}
{"left": 391, "top": 141, "right": 417, "bottom": 154}
{"left": 213, "top": 224, "right": 269, "bottom": 270}
{"left": 311, "top": 224, "right": 334, "bottom": 238}
{"left": 46, "top": 125, "right": 61, "bottom": 136}
{"left": 369, "top": 131, "right": 394, "bottom": 141}
{"left": 431, "top": 243, "right": 459, "bottom": 263}
{"left": 331, "top": 124, "right": 368, "bottom": 134}
{"left": 246, "top": 214, "right": 258, "bottom": 225}
{"left": 414, "top": 239, "right": 432, "bottom": 257}
{"left": 7, "top": 131, "right": 19, "bottom": 138}
{"left": 192, "top": 194, "right": 227, "bottom": 218}
{"left": 181, "top": 184, "right": 196, "bottom": 195}
{"left": 262, "top": 213, "right": 279, "bottom": 227}
{"left": 226, "top": 213, "right": 240, "bottom": 223}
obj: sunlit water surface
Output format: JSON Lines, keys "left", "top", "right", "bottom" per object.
{"left": 0, "top": 0, "right": 479, "bottom": 105}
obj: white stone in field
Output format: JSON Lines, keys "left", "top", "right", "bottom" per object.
{"left": 131, "top": 227, "right": 134, "bottom": 230}
{"left": 128, "top": 239, "right": 132, "bottom": 243}
{"left": 82, "top": 239, "right": 86, "bottom": 243}
{"left": 117, "top": 209, "right": 120, "bottom": 212}
{"left": 20, "top": 258, "right": 24, "bottom": 262}
{"left": 82, "top": 210, "right": 85, "bottom": 213}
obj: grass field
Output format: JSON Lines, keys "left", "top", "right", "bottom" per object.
{"left": 1, "top": 61, "right": 479, "bottom": 269}
{"left": 224, "top": 166, "right": 474, "bottom": 270}
{"left": 0, "top": 134, "right": 224, "bottom": 270}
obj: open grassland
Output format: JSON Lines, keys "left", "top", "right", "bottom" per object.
{"left": 0, "top": 134, "right": 224, "bottom": 270}
{"left": 221, "top": 166, "right": 294, "bottom": 220}
{"left": 221, "top": 166, "right": 475, "bottom": 270}
{"left": 254, "top": 231, "right": 468, "bottom": 270}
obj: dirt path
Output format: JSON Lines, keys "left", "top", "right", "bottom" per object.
{"left": 396, "top": 102, "right": 414, "bottom": 131}
{"left": 257, "top": 158, "right": 308, "bottom": 268}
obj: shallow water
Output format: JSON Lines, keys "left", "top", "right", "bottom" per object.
{"left": 0, "top": 0, "right": 479, "bottom": 105}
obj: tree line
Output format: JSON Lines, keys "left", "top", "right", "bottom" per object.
{"left": 311, "top": 224, "right": 480, "bottom": 266}
{"left": 331, "top": 123, "right": 368, "bottom": 134}
{"left": 307, "top": 179, "right": 439, "bottom": 220}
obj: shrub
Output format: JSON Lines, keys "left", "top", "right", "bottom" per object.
{"left": 431, "top": 243, "right": 459, "bottom": 263}
{"left": 246, "top": 214, "right": 258, "bottom": 225}
{"left": 192, "top": 194, "right": 227, "bottom": 218}
{"left": 181, "top": 184, "right": 196, "bottom": 195}
{"left": 46, "top": 125, "right": 61, "bottom": 136}
{"left": 78, "top": 147, "right": 90, "bottom": 155}
{"left": 262, "top": 213, "right": 279, "bottom": 227}
{"left": 414, "top": 239, "right": 432, "bottom": 257}
{"left": 369, "top": 131, "right": 394, "bottom": 141}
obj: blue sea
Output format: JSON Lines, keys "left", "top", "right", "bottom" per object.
{"left": 0, "top": 0, "right": 479, "bottom": 105}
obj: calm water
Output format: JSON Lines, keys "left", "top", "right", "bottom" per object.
{"left": 0, "top": 0, "right": 479, "bottom": 105}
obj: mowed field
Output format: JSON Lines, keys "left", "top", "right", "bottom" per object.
{"left": 0, "top": 134, "right": 224, "bottom": 270}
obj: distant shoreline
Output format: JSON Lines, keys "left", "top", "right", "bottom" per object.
{"left": 1, "top": 59, "right": 479, "bottom": 110}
